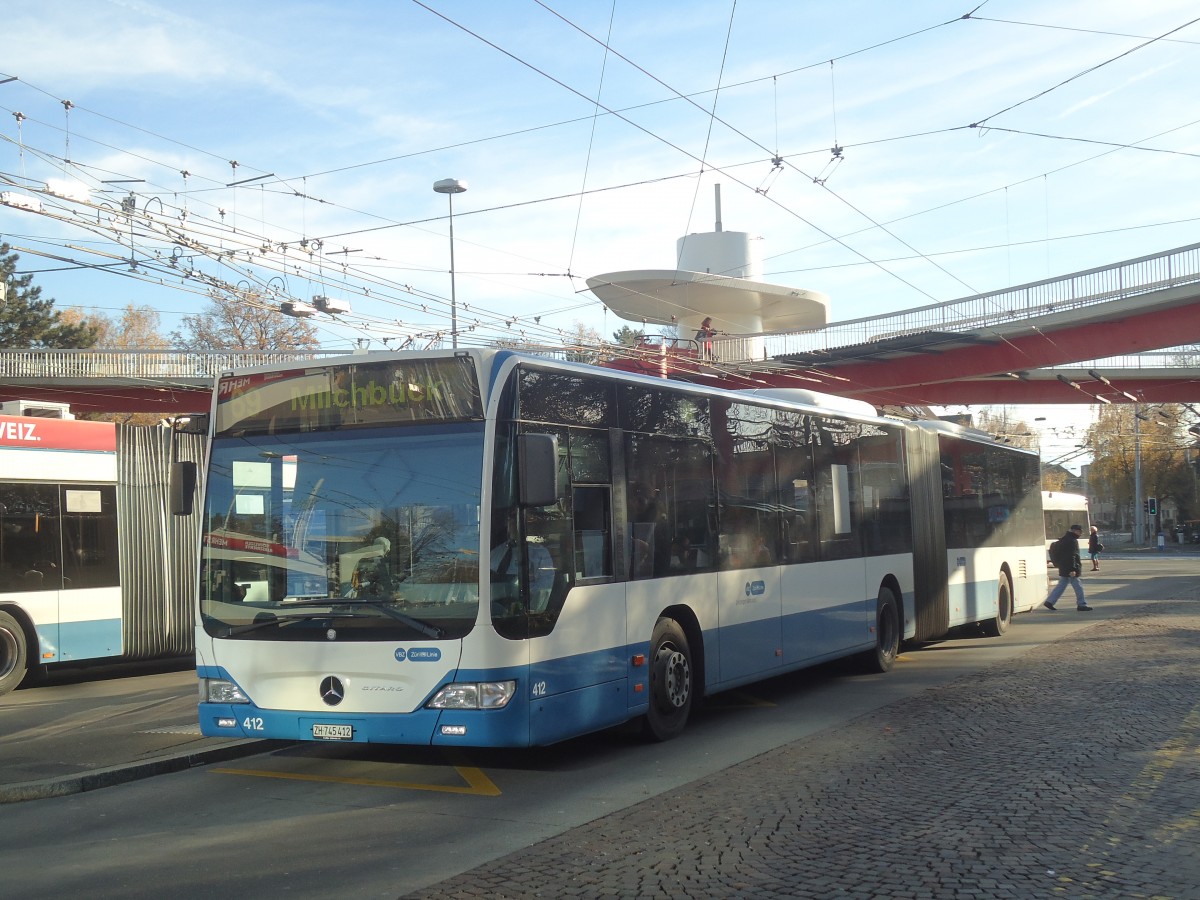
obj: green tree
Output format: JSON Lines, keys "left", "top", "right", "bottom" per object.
{"left": 612, "top": 325, "right": 645, "bottom": 347}
{"left": 0, "top": 243, "right": 99, "bottom": 348}
{"left": 171, "top": 289, "right": 319, "bottom": 351}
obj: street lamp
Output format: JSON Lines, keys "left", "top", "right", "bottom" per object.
{"left": 433, "top": 178, "right": 467, "bottom": 348}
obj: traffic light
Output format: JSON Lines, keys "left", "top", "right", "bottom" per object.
{"left": 1147, "top": 497, "right": 1158, "bottom": 516}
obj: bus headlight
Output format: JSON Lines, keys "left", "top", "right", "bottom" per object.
{"left": 427, "top": 680, "right": 516, "bottom": 710}
{"left": 202, "top": 678, "right": 250, "bottom": 704}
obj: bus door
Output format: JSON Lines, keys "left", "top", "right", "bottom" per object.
{"left": 56, "top": 484, "right": 122, "bottom": 661}
{"left": 0, "top": 482, "right": 117, "bottom": 667}
{"left": 711, "top": 402, "right": 784, "bottom": 684}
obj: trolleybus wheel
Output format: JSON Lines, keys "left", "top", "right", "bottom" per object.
{"left": 862, "top": 586, "right": 900, "bottom": 674}
{"left": 643, "top": 617, "right": 692, "bottom": 741}
{"left": 981, "top": 572, "right": 1013, "bottom": 637}
{"left": 0, "top": 610, "right": 29, "bottom": 697}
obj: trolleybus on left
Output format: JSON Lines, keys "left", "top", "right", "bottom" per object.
{"left": 0, "top": 413, "right": 201, "bottom": 695}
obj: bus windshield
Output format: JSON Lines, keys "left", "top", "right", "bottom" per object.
{"left": 199, "top": 424, "right": 484, "bottom": 641}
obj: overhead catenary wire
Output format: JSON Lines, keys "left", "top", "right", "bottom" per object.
{"left": 1, "top": 6, "right": 1197, "bottom": 364}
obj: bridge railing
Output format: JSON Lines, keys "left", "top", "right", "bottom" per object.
{"left": 0, "top": 349, "right": 350, "bottom": 380}
{"left": 712, "top": 241, "right": 1200, "bottom": 362}
{"left": 1046, "top": 351, "right": 1200, "bottom": 370}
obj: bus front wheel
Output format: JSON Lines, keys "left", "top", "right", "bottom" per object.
{"left": 862, "top": 586, "right": 900, "bottom": 674}
{"left": 0, "top": 610, "right": 29, "bottom": 697}
{"left": 643, "top": 618, "right": 692, "bottom": 741}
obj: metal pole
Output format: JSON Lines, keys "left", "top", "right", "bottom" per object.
{"left": 1134, "top": 404, "right": 1143, "bottom": 544}
{"left": 447, "top": 192, "right": 457, "bottom": 349}
{"left": 433, "top": 178, "right": 467, "bottom": 349}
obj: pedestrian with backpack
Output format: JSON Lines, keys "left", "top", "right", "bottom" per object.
{"left": 1045, "top": 523, "right": 1092, "bottom": 611}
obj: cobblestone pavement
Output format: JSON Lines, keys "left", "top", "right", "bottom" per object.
{"left": 406, "top": 600, "right": 1200, "bottom": 899}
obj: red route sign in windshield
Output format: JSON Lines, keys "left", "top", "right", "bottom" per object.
{"left": 203, "top": 532, "right": 298, "bottom": 559}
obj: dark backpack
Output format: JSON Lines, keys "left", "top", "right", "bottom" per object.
{"left": 1049, "top": 536, "right": 1069, "bottom": 569}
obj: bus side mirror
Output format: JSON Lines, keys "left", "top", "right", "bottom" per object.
{"left": 170, "top": 461, "right": 198, "bottom": 516}
{"left": 518, "top": 433, "right": 559, "bottom": 507}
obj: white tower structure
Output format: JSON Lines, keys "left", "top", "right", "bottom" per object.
{"left": 586, "top": 186, "right": 829, "bottom": 354}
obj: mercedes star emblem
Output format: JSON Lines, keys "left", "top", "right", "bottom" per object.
{"left": 319, "top": 675, "right": 344, "bottom": 706}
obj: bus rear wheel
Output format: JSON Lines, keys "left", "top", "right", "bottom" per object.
{"left": 643, "top": 618, "right": 692, "bottom": 741}
{"left": 862, "top": 586, "right": 900, "bottom": 673}
{"left": 0, "top": 610, "right": 29, "bottom": 697}
{"left": 981, "top": 573, "right": 1013, "bottom": 637}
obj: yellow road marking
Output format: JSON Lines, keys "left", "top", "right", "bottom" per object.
{"left": 210, "top": 762, "right": 501, "bottom": 796}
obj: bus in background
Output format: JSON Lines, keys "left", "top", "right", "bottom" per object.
{"left": 187, "top": 350, "right": 1045, "bottom": 748}
{"left": 0, "top": 412, "right": 203, "bottom": 696}
{"left": 1041, "top": 491, "right": 1091, "bottom": 560}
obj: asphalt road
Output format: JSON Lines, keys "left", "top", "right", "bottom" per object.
{"left": 1, "top": 556, "right": 1197, "bottom": 899}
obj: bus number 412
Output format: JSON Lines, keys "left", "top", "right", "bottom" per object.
{"left": 242, "top": 717, "right": 265, "bottom": 731}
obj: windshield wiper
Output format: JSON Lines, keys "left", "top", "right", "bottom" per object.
{"left": 279, "top": 597, "right": 444, "bottom": 638}
{"left": 334, "top": 599, "right": 444, "bottom": 638}
{"left": 220, "top": 612, "right": 333, "bottom": 637}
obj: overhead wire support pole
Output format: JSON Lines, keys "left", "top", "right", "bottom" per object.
{"left": 1135, "top": 404, "right": 1145, "bottom": 545}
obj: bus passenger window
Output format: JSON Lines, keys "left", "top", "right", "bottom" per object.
{"left": 572, "top": 486, "right": 611, "bottom": 579}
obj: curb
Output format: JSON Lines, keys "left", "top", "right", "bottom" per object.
{"left": 0, "top": 739, "right": 285, "bottom": 805}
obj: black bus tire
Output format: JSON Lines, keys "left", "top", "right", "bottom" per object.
{"left": 0, "top": 610, "right": 29, "bottom": 697}
{"left": 643, "top": 618, "right": 692, "bottom": 742}
{"left": 981, "top": 573, "right": 1013, "bottom": 637}
{"left": 862, "top": 586, "right": 900, "bottom": 673}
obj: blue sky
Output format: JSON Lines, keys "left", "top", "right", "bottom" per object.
{"left": 2, "top": 0, "right": 1198, "bottom": 463}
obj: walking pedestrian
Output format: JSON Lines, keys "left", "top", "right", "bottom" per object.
{"left": 1088, "top": 525, "right": 1103, "bottom": 570}
{"left": 1044, "top": 523, "right": 1092, "bottom": 611}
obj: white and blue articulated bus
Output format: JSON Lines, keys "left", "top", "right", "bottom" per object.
{"left": 188, "top": 349, "right": 1045, "bottom": 746}
{"left": 0, "top": 414, "right": 203, "bottom": 696}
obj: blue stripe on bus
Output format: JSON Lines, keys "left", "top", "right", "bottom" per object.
{"left": 526, "top": 645, "right": 626, "bottom": 695}
{"left": 779, "top": 600, "right": 872, "bottom": 668}
{"left": 196, "top": 576, "right": 992, "bottom": 748}
{"left": 197, "top": 664, "right": 536, "bottom": 747}
{"left": 37, "top": 618, "right": 123, "bottom": 663}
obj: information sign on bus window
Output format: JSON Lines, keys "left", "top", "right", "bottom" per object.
{"left": 215, "top": 357, "right": 483, "bottom": 436}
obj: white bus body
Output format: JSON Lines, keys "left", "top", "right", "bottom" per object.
{"left": 193, "top": 351, "right": 1045, "bottom": 746}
